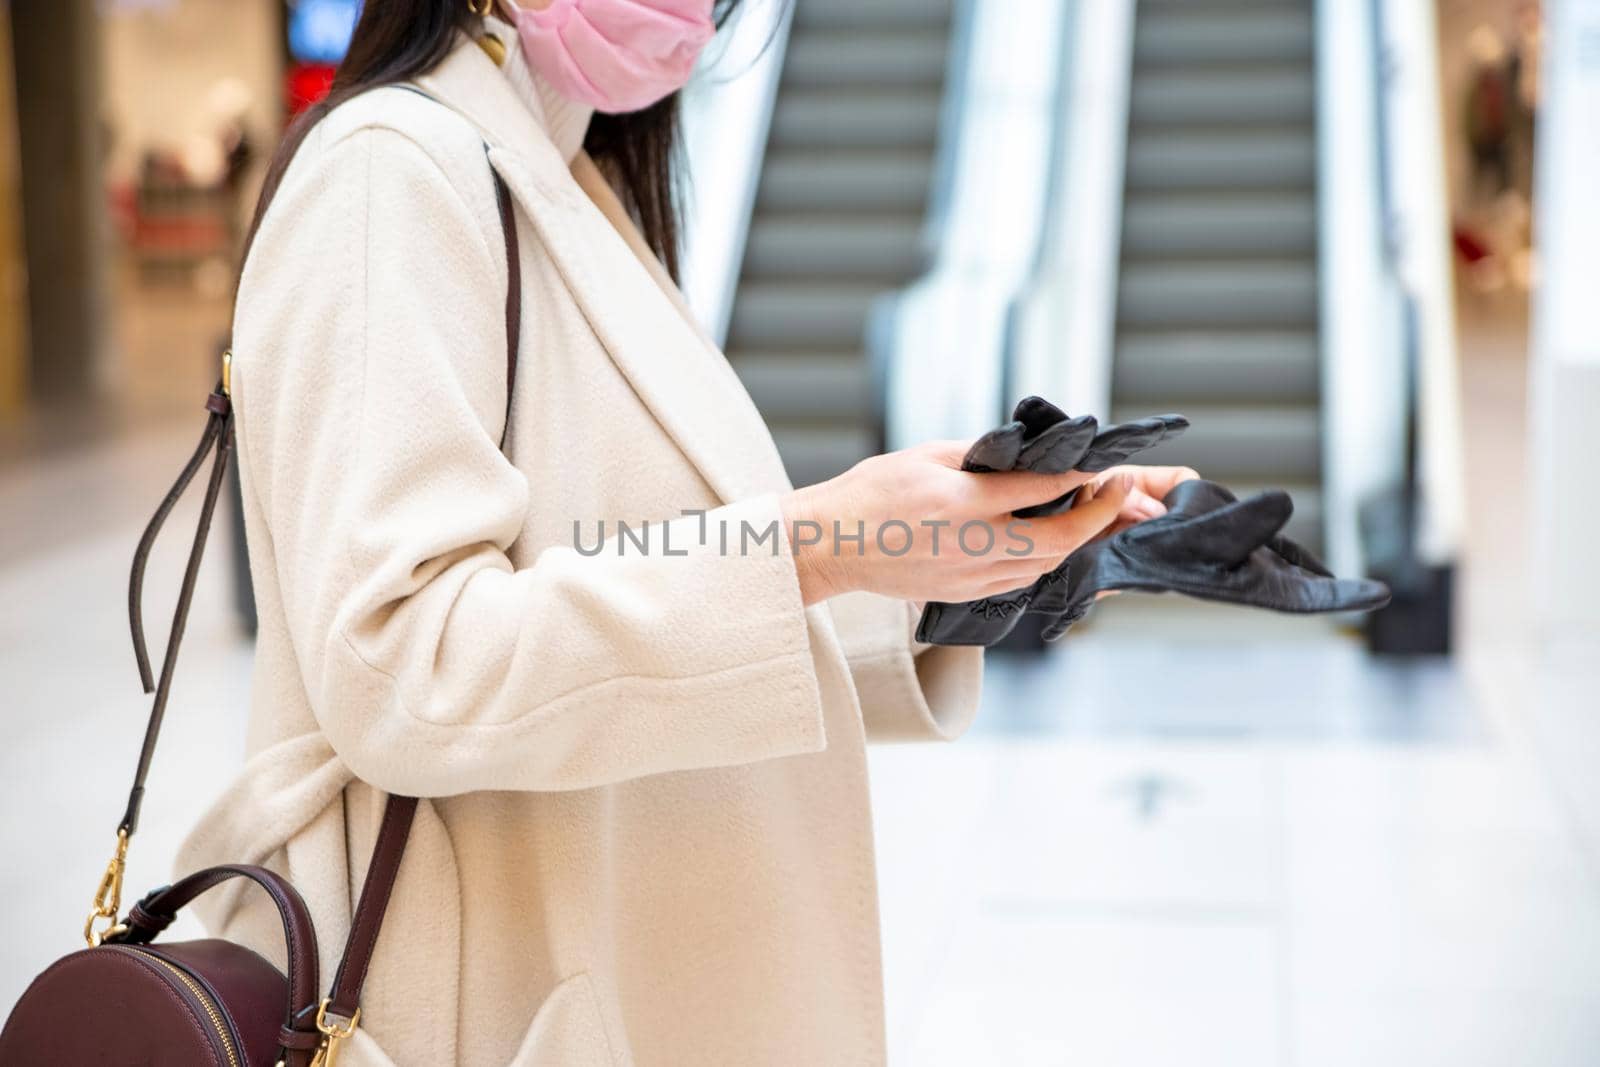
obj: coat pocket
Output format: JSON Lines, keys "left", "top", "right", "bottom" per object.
{"left": 508, "top": 972, "right": 632, "bottom": 1067}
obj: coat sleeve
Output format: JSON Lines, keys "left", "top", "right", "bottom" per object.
{"left": 232, "top": 120, "right": 826, "bottom": 797}
{"left": 825, "top": 591, "right": 983, "bottom": 742}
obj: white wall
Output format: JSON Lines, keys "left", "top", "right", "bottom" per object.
{"left": 1529, "top": 0, "right": 1600, "bottom": 640}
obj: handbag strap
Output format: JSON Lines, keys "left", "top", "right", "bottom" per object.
{"left": 113, "top": 83, "right": 523, "bottom": 1047}
{"left": 119, "top": 863, "right": 323, "bottom": 1019}
{"left": 122, "top": 386, "right": 237, "bottom": 836}
{"left": 495, "top": 143, "right": 522, "bottom": 449}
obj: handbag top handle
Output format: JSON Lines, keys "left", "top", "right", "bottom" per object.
{"left": 95, "top": 81, "right": 521, "bottom": 1040}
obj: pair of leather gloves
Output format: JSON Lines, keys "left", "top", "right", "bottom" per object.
{"left": 915, "top": 398, "right": 1392, "bottom": 646}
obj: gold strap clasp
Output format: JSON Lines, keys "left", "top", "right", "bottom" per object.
{"left": 310, "top": 999, "right": 361, "bottom": 1067}
{"left": 83, "top": 829, "right": 130, "bottom": 947}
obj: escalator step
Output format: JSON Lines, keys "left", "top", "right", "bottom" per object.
{"left": 742, "top": 215, "right": 926, "bottom": 280}
{"left": 726, "top": 281, "right": 883, "bottom": 350}
{"left": 1109, "top": 403, "right": 1321, "bottom": 484}
{"left": 1121, "top": 191, "right": 1317, "bottom": 258}
{"left": 1125, "top": 129, "right": 1316, "bottom": 190}
{"left": 1118, "top": 260, "right": 1317, "bottom": 328}
{"left": 783, "top": 30, "right": 948, "bottom": 89}
{"left": 769, "top": 89, "right": 943, "bottom": 150}
{"left": 791, "top": 0, "right": 955, "bottom": 32}
{"left": 1134, "top": 8, "right": 1314, "bottom": 67}
{"left": 1130, "top": 67, "right": 1315, "bottom": 126}
{"left": 755, "top": 152, "right": 934, "bottom": 215}
{"left": 1114, "top": 328, "right": 1319, "bottom": 405}
{"left": 736, "top": 353, "right": 873, "bottom": 420}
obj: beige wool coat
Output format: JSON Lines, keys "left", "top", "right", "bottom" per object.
{"left": 177, "top": 19, "right": 983, "bottom": 1067}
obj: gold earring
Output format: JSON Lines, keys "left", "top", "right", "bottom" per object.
{"left": 468, "top": 0, "right": 494, "bottom": 15}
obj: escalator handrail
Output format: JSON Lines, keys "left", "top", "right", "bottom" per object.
{"left": 997, "top": 0, "right": 1137, "bottom": 429}
{"left": 872, "top": 0, "right": 1076, "bottom": 453}
{"left": 918, "top": 0, "right": 984, "bottom": 264}
{"left": 863, "top": 0, "right": 983, "bottom": 456}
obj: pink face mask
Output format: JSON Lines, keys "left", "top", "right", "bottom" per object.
{"left": 511, "top": 0, "right": 716, "bottom": 114}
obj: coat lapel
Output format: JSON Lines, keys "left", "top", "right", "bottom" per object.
{"left": 416, "top": 36, "right": 794, "bottom": 506}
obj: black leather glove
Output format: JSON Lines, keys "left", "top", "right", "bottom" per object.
{"left": 915, "top": 479, "right": 1392, "bottom": 646}
{"left": 914, "top": 397, "right": 1191, "bottom": 646}
{"left": 1017, "top": 413, "right": 1191, "bottom": 518}
{"left": 962, "top": 396, "right": 1099, "bottom": 473}
{"left": 964, "top": 397, "right": 1189, "bottom": 477}
{"left": 1029, "top": 479, "right": 1391, "bottom": 640}
{"left": 962, "top": 397, "right": 1189, "bottom": 518}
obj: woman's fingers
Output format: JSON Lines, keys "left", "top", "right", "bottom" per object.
{"left": 975, "top": 467, "right": 1096, "bottom": 513}
{"left": 1023, "top": 474, "right": 1131, "bottom": 557}
{"left": 1124, "top": 487, "right": 1166, "bottom": 522}
{"left": 1096, "top": 464, "right": 1200, "bottom": 504}
{"left": 978, "top": 464, "right": 1191, "bottom": 527}
{"left": 792, "top": 441, "right": 1192, "bottom": 606}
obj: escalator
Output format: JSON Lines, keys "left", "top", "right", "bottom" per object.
{"left": 724, "top": 0, "right": 955, "bottom": 489}
{"left": 1110, "top": 0, "right": 1323, "bottom": 549}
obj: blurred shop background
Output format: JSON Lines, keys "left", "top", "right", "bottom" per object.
{"left": 2, "top": 0, "right": 1597, "bottom": 1064}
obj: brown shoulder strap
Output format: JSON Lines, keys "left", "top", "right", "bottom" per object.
{"left": 495, "top": 155, "right": 521, "bottom": 448}
{"left": 121, "top": 387, "right": 236, "bottom": 836}
{"left": 323, "top": 793, "right": 417, "bottom": 1020}
{"left": 121, "top": 83, "right": 522, "bottom": 1036}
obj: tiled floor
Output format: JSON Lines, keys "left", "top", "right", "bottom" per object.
{"left": 863, "top": 301, "right": 1600, "bottom": 1065}
{"left": 2, "top": 297, "right": 1597, "bottom": 1063}
{"left": 872, "top": 716, "right": 1600, "bottom": 1065}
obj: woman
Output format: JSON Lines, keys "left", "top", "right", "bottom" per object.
{"left": 178, "top": 2, "right": 1189, "bottom": 1063}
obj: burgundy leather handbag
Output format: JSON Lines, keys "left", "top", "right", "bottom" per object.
{"left": 0, "top": 87, "right": 522, "bottom": 1067}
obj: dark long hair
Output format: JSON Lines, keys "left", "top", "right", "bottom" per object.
{"left": 246, "top": 0, "right": 738, "bottom": 282}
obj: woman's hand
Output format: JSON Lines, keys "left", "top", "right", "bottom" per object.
{"left": 1074, "top": 463, "right": 1202, "bottom": 601}
{"left": 1085, "top": 463, "right": 1202, "bottom": 537}
{"left": 781, "top": 442, "right": 1135, "bottom": 606}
